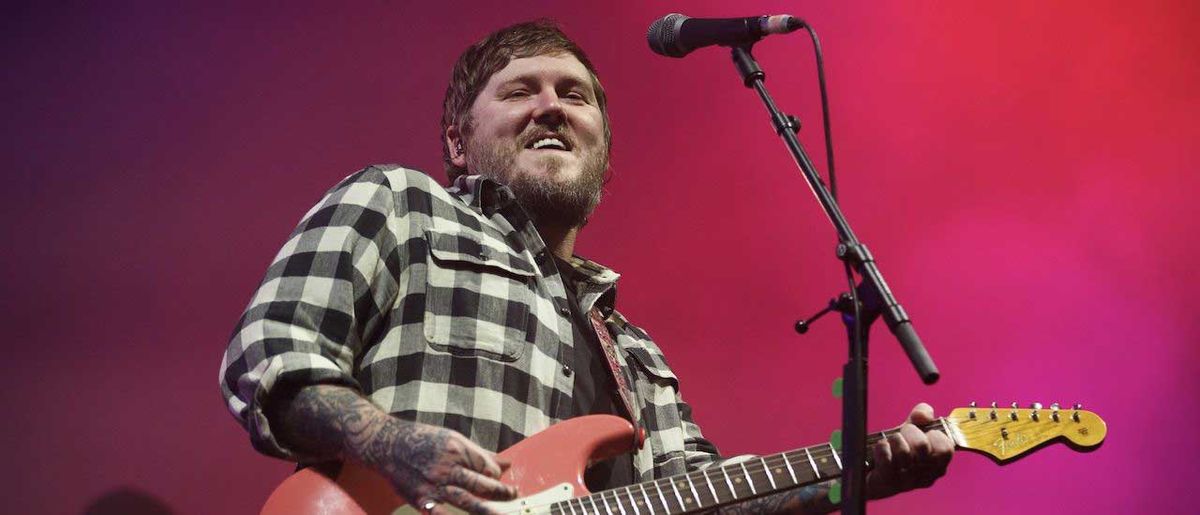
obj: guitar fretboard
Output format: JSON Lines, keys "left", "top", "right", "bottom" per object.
{"left": 549, "top": 419, "right": 950, "bottom": 515}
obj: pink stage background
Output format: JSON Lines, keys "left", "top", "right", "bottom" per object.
{"left": 3, "top": 1, "right": 1197, "bottom": 513}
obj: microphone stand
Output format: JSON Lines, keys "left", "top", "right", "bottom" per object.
{"left": 728, "top": 45, "right": 940, "bottom": 515}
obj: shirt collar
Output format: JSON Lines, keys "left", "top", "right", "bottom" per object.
{"left": 560, "top": 255, "right": 621, "bottom": 318}
{"left": 448, "top": 174, "right": 517, "bottom": 218}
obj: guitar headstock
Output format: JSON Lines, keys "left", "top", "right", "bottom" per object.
{"left": 946, "top": 402, "right": 1106, "bottom": 463}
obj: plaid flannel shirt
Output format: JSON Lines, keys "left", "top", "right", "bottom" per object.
{"left": 219, "top": 165, "right": 723, "bottom": 480}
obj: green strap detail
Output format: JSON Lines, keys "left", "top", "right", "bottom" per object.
{"left": 828, "top": 481, "right": 842, "bottom": 504}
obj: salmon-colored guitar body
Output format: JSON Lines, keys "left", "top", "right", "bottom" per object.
{"left": 261, "top": 415, "right": 636, "bottom": 515}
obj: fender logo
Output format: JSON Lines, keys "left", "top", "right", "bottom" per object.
{"left": 992, "top": 431, "right": 1030, "bottom": 456}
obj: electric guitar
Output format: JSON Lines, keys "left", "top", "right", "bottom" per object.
{"left": 261, "top": 403, "right": 1106, "bottom": 514}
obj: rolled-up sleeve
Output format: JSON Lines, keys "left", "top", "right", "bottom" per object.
{"left": 218, "top": 165, "right": 404, "bottom": 460}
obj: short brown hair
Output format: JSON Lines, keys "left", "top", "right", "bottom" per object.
{"left": 440, "top": 20, "right": 611, "bottom": 183}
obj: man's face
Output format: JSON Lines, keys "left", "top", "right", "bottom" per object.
{"left": 454, "top": 53, "right": 609, "bottom": 227}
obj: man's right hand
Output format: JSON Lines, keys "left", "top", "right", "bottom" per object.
{"left": 359, "top": 418, "right": 519, "bottom": 514}
{"left": 268, "top": 384, "right": 518, "bottom": 515}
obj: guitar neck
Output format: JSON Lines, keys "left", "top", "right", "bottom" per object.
{"left": 555, "top": 419, "right": 952, "bottom": 515}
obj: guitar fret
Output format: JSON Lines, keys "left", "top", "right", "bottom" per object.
{"left": 625, "top": 486, "right": 641, "bottom": 515}
{"left": 684, "top": 474, "right": 702, "bottom": 507}
{"left": 600, "top": 490, "right": 616, "bottom": 515}
{"left": 804, "top": 448, "right": 821, "bottom": 479}
{"left": 939, "top": 417, "right": 953, "bottom": 441}
{"left": 612, "top": 490, "right": 626, "bottom": 515}
{"left": 653, "top": 480, "right": 671, "bottom": 513}
{"left": 638, "top": 483, "right": 655, "bottom": 515}
{"left": 828, "top": 443, "right": 843, "bottom": 470}
{"left": 784, "top": 452, "right": 799, "bottom": 484}
{"left": 739, "top": 461, "right": 757, "bottom": 495}
{"left": 761, "top": 456, "right": 777, "bottom": 490}
{"left": 587, "top": 493, "right": 598, "bottom": 515}
{"left": 669, "top": 480, "right": 686, "bottom": 510}
{"left": 701, "top": 468, "right": 720, "bottom": 504}
{"left": 722, "top": 466, "right": 737, "bottom": 499}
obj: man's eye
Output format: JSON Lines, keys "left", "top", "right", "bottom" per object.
{"left": 564, "top": 91, "right": 588, "bottom": 102}
{"left": 506, "top": 90, "right": 530, "bottom": 98}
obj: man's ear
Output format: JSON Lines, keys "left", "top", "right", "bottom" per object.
{"left": 445, "top": 125, "right": 467, "bottom": 169}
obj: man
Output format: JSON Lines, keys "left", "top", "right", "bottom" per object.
{"left": 219, "top": 21, "right": 952, "bottom": 514}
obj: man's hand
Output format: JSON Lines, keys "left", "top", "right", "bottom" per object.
{"left": 865, "top": 403, "right": 954, "bottom": 500}
{"left": 361, "top": 418, "right": 518, "bottom": 514}
{"left": 268, "top": 384, "right": 518, "bottom": 514}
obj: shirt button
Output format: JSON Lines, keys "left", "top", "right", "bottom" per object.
{"left": 562, "top": 365, "right": 573, "bottom": 376}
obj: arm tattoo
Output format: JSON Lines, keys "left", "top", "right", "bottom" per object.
{"left": 715, "top": 483, "right": 838, "bottom": 515}
{"left": 268, "top": 384, "right": 511, "bottom": 510}
{"left": 267, "top": 385, "right": 454, "bottom": 486}
{"left": 269, "top": 384, "right": 405, "bottom": 464}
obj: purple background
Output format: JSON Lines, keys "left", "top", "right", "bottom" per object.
{"left": 3, "top": 1, "right": 1197, "bottom": 513}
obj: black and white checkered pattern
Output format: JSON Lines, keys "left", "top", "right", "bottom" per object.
{"left": 219, "top": 165, "right": 722, "bottom": 480}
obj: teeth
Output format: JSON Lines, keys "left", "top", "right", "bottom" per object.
{"left": 531, "top": 137, "right": 566, "bottom": 150}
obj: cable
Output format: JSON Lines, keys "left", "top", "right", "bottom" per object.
{"left": 800, "top": 23, "right": 838, "bottom": 201}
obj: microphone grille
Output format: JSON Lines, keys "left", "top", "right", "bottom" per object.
{"left": 647, "top": 13, "right": 690, "bottom": 58}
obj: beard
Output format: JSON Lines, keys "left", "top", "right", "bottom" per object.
{"left": 464, "top": 130, "right": 608, "bottom": 229}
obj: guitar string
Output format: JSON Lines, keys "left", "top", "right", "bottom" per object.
{"left": 510, "top": 419, "right": 956, "bottom": 515}
{"left": 531, "top": 413, "right": 1088, "bottom": 513}
{"left": 537, "top": 413, "right": 1083, "bottom": 515}
{"left": 533, "top": 414, "right": 1093, "bottom": 515}
{"left": 534, "top": 418, "right": 955, "bottom": 514}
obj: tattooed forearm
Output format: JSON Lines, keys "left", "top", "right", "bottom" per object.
{"left": 268, "top": 384, "right": 399, "bottom": 462}
{"left": 266, "top": 384, "right": 515, "bottom": 512}
{"left": 715, "top": 482, "right": 838, "bottom": 515}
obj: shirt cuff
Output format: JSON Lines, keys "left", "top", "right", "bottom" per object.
{"left": 238, "top": 352, "right": 362, "bottom": 461}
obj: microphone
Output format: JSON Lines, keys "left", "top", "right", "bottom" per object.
{"left": 647, "top": 13, "right": 804, "bottom": 58}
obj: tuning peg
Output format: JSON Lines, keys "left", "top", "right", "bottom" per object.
{"left": 1030, "top": 402, "right": 1041, "bottom": 421}
{"left": 1009, "top": 402, "right": 1019, "bottom": 421}
{"left": 968, "top": 401, "right": 977, "bottom": 419}
{"left": 1072, "top": 403, "right": 1082, "bottom": 422}
{"left": 1051, "top": 403, "right": 1061, "bottom": 422}
{"left": 990, "top": 402, "right": 998, "bottom": 420}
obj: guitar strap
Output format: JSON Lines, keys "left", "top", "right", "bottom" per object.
{"left": 587, "top": 308, "right": 647, "bottom": 449}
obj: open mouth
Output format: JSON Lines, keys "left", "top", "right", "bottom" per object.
{"left": 527, "top": 135, "right": 571, "bottom": 152}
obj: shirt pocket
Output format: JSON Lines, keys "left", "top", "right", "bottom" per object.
{"left": 623, "top": 345, "right": 680, "bottom": 392}
{"left": 423, "top": 228, "right": 537, "bottom": 362}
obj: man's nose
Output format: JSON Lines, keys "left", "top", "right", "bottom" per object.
{"left": 531, "top": 90, "right": 566, "bottom": 125}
